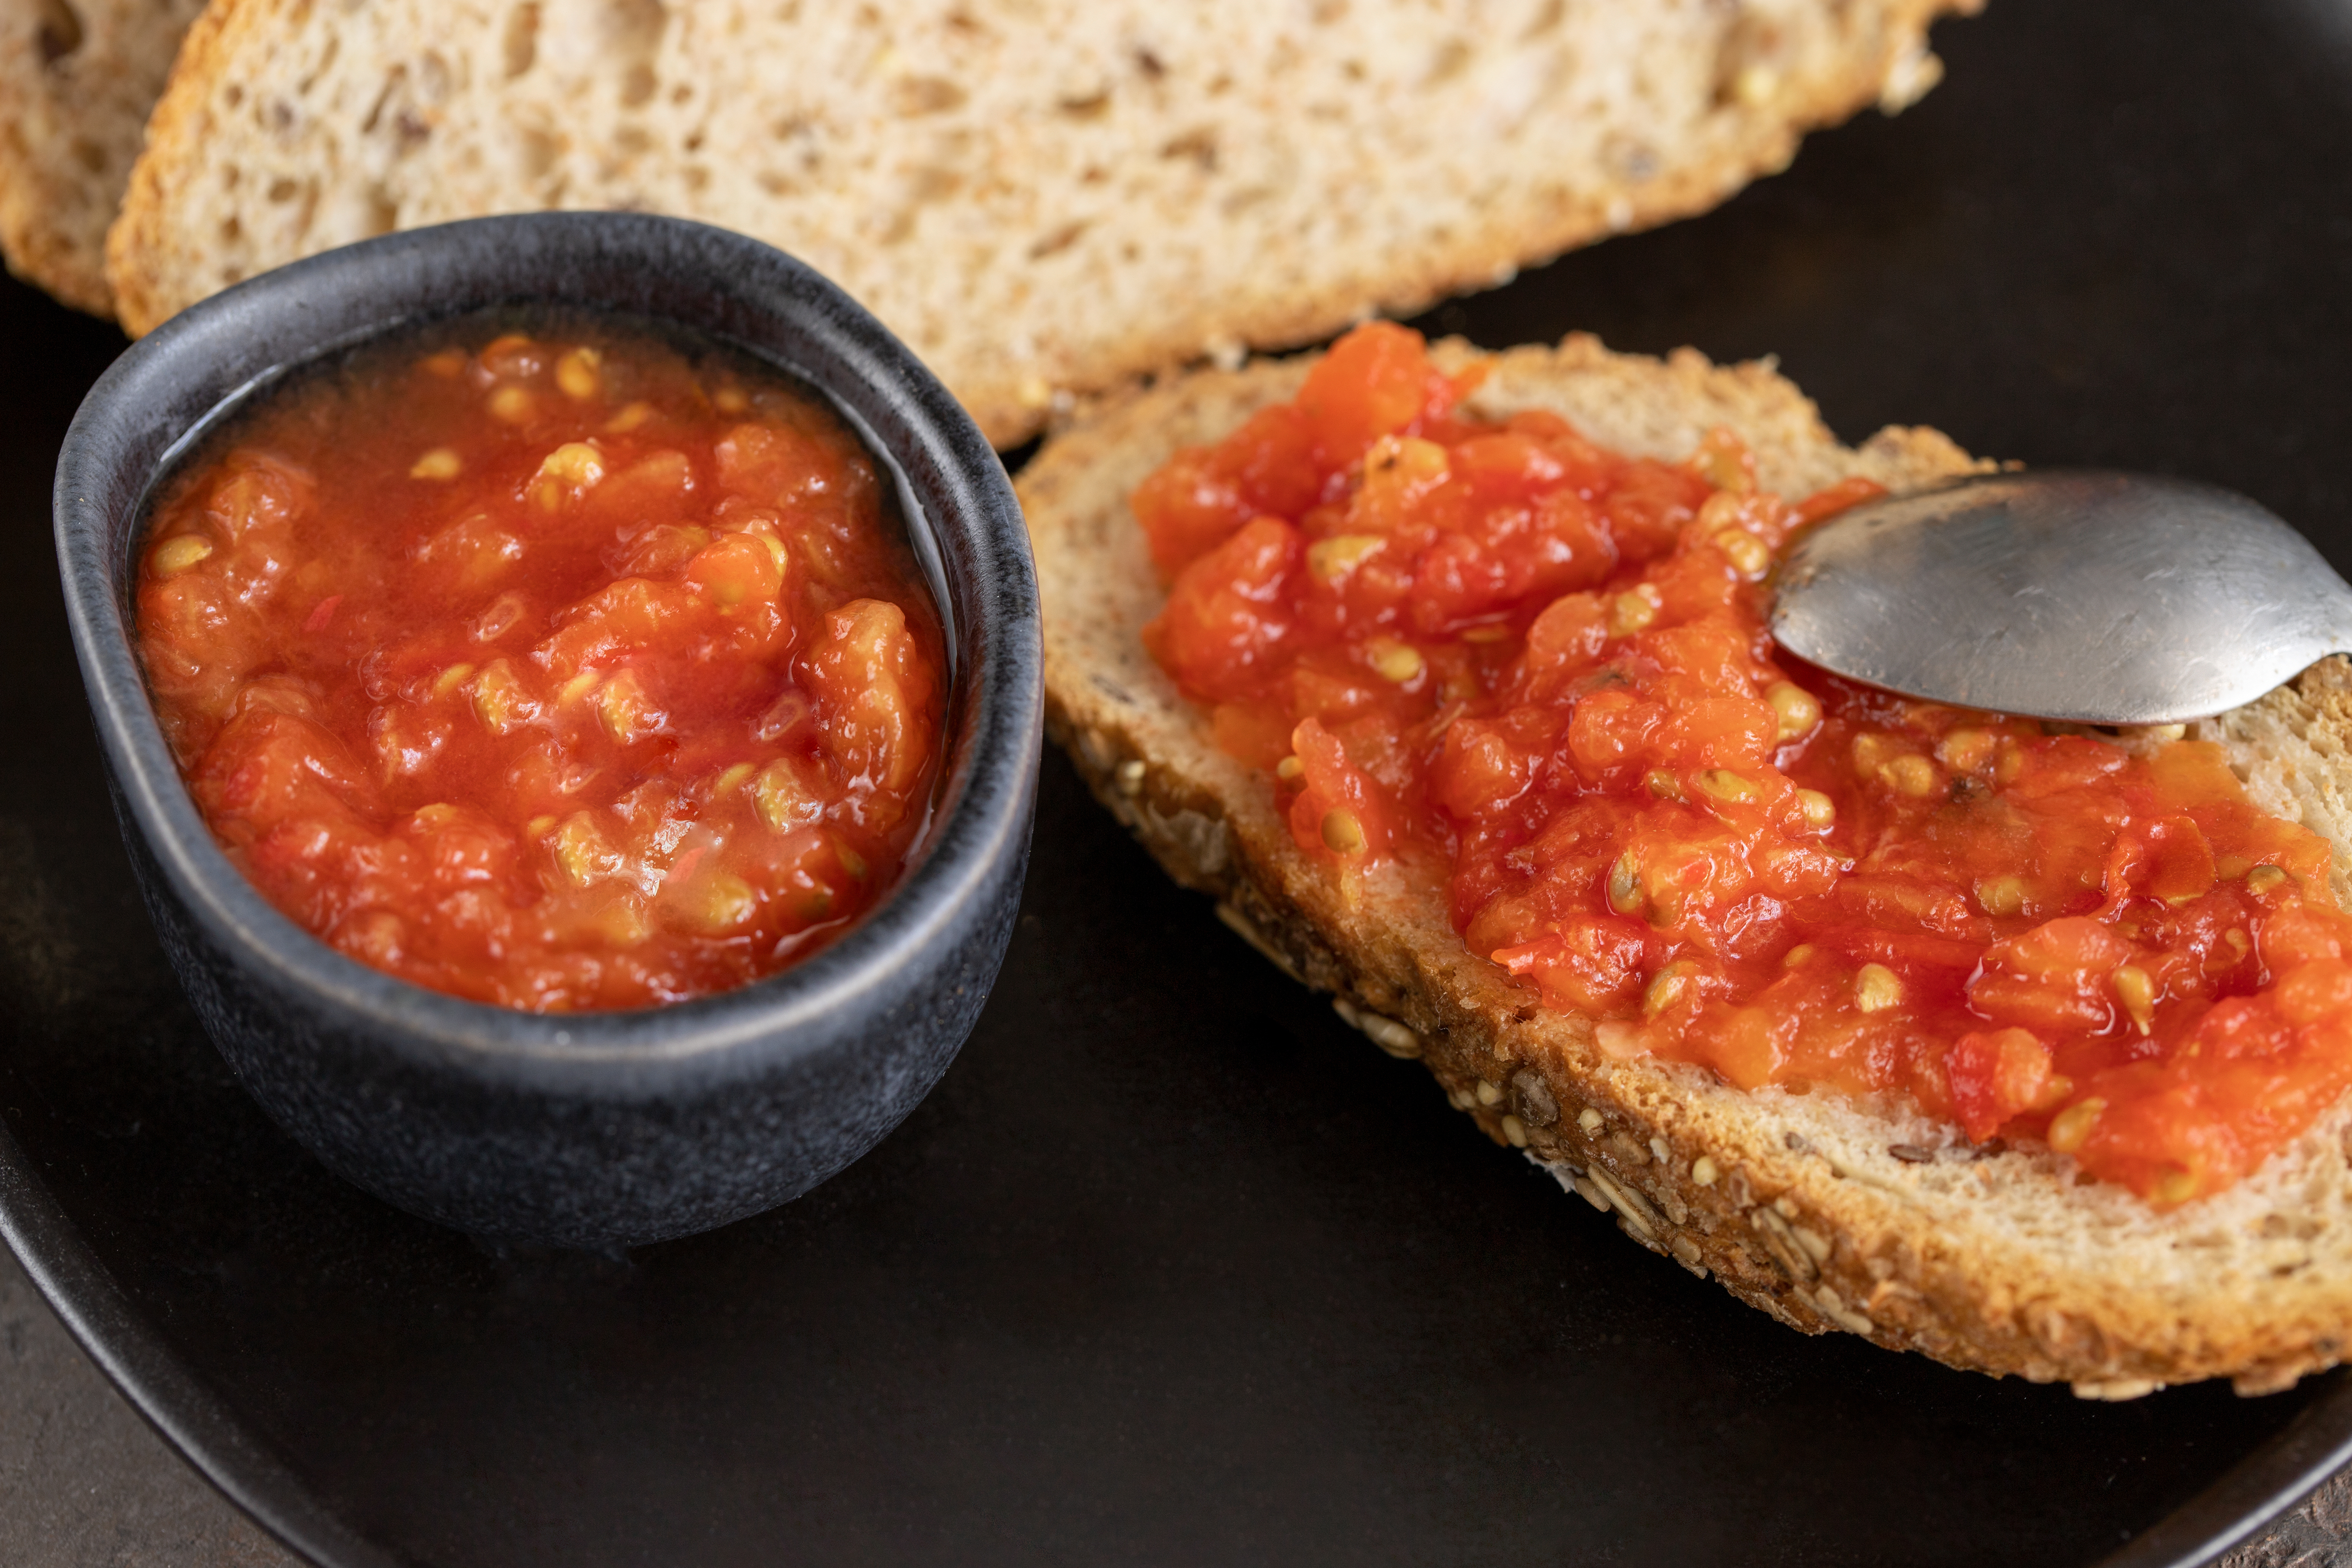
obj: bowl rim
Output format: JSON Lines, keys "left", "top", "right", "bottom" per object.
{"left": 53, "top": 212, "right": 1042, "bottom": 1098}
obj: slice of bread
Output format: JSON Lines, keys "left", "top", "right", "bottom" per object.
{"left": 0, "top": 0, "right": 206, "bottom": 313}
{"left": 107, "top": 0, "right": 1973, "bottom": 446}
{"left": 1020, "top": 333, "right": 2352, "bottom": 1397}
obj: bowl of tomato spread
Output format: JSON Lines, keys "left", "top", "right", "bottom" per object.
{"left": 55, "top": 214, "right": 1041, "bottom": 1247}
{"left": 1140, "top": 321, "right": 2352, "bottom": 1210}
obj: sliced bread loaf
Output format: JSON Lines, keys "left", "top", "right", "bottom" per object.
{"left": 0, "top": 0, "right": 206, "bottom": 313}
{"left": 109, "top": 0, "right": 1972, "bottom": 446}
{"left": 1018, "top": 332, "right": 2352, "bottom": 1396}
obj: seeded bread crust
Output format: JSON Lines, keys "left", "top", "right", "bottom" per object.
{"left": 107, "top": 0, "right": 1974, "bottom": 446}
{"left": 0, "top": 0, "right": 207, "bottom": 313}
{"left": 1022, "top": 334, "right": 2352, "bottom": 1396}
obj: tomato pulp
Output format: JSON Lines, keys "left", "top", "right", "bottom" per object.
{"left": 1137, "top": 321, "right": 2352, "bottom": 1207}
{"left": 137, "top": 320, "right": 946, "bottom": 1012}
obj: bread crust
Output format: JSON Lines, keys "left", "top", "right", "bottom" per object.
{"left": 95, "top": 0, "right": 238, "bottom": 334}
{"left": 1022, "top": 334, "right": 2352, "bottom": 1396}
{"left": 106, "top": 0, "right": 1975, "bottom": 446}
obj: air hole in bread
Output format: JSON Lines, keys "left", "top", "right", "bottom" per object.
{"left": 1426, "top": 38, "right": 1473, "bottom": 86}
{"left": 1028, "top": 221, "right": 1088, "bottom": 261}
{"left": 1713, "top": 14, "right": 1788, "bottom": 109}
{"left": 884, "top": 167, "right": 964, "bottom": 243}
{"left": 604, "top": 0, "right": 666, "bottom": 106}
{"left": 906, "top": 166, "right": 960, "bottom": 205}
{"left": 892, "top": 76, "right": 967, "bottom": 116}
{"left": 769, "top": 117, "right": 822, "bottom": 175}
{"left": 34, "top": 0, "right": 81, "bottom": 64}
{"left": 363, "top": 186, "right": 397, "bottom": 237}
{"left": 517, "top": 127, "right": 558, "bottom": 181}
{"left": 503, "top": 2, "right": 540, "bottom": 78}
{"left": 360, "top": 69, "right": 399, "bottom": 136}
{"left": 1160, "top": 127, "right": 1217, "bottom": 170}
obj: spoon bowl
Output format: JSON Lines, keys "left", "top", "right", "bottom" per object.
{"left": 1769, "top": 470, "right": 2352, "bottom": 724}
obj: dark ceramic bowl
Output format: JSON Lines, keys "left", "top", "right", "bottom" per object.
{"left": 52, "top": 214, "right": 1041, "bottom": 1249}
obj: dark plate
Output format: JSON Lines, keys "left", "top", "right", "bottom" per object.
{"left": 5, "top": 0, "right": 2352, "bottom": 1562}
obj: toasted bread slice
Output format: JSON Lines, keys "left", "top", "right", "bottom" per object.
{"left": 0, "top": 0, "right": 206, "bottom": 313}
{"left": 1020, "top": 333, "right": 2352, "bottom": 1396}
{"left": 107, "top": 0, "right": 1972, "bottom": 446}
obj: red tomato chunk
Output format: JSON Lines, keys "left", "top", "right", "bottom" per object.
{"left": 137, "top": 326, "right": 946, "bottom": 1012}
{"left": 1138, "top": 321, "right": 2352, "bottom": 1208}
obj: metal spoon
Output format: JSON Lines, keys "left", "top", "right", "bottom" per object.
{"left": 1767, "top": 470, "right": 2352, "bottom": 725}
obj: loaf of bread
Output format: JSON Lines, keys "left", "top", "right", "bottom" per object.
{"left": 108, "top": 0, "right": 1972, "bottom": 446}
{"left": 0, "top": 0, "right": 205, "bottom": 313}
{"left": 1019, "top": 333, "right": 2352, "bottom": 1397}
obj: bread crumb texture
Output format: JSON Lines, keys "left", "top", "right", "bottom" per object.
{"left": 0, "top": 0, "right": 206, "bottom": 312}
{"left": 1022, "top": 332, "right": 2352, "bottom": 1395}
{"left": 107, "top": 0, "right": 1974, "bottom": 444}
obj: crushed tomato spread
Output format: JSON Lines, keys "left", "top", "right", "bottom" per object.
{"left": 1136, "top": 321, "right": 2352, "bottom": 1207}
{"left": 137, "top": 319, "right": 945, "bottom": 1012}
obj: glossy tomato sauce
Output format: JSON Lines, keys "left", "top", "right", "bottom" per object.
{"left": 1138, "top": 321, "right": 2352, "bottom": 1206}
{"left": 136, "top": 318, "right": 946, "bottom": 1012}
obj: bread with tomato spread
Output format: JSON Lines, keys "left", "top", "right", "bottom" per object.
{"left": 0, "top": 0, "right": 206, "bottom": 313}
{"left": 1019, "top": 331, "right": 2352, "bottom": 1397}
{"left": 107, "top": 0, "right": 1972, "bottom": 446}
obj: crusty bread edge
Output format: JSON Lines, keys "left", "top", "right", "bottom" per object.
{"left": 97, "top": 0, "right": 242, "bottom": 339}
{"left": 1021, "top": 334, "right": 2352, "bottom": 1397}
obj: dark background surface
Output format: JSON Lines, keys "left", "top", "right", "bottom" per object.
{"left": 8, "top": 0, "right": 2352, "bottom": 1563}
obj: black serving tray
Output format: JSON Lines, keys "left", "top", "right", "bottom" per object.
{"left": 8, "top": 0, "right": 2352, "bottom": 1562}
